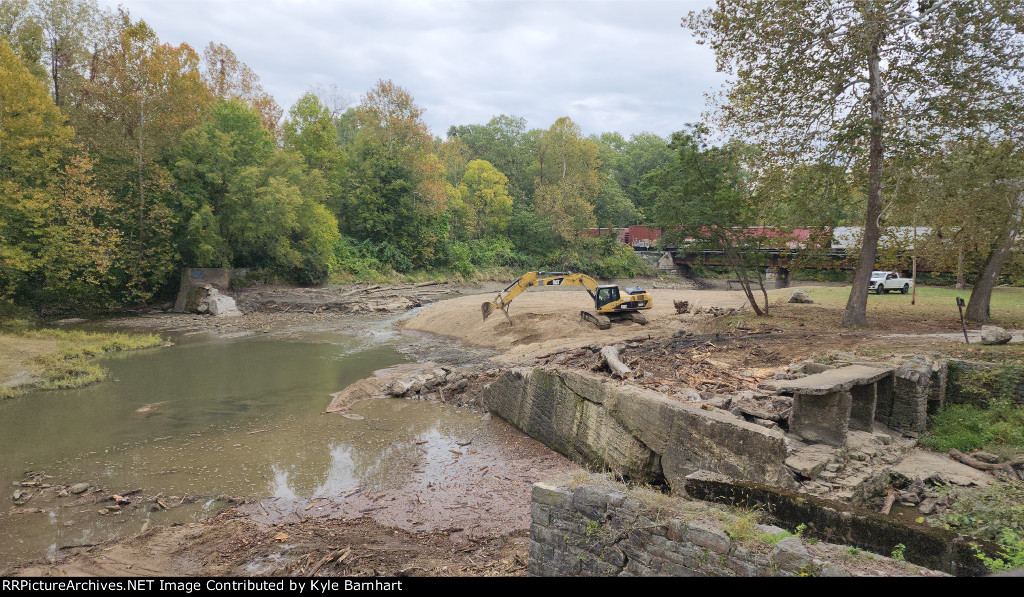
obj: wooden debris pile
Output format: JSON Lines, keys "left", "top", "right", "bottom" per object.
{"left": 547, "top": 334, "right": 772, "bottom": 395}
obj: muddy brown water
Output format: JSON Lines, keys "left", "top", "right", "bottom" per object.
{"left": 0, "top": 329, "right": 555, "bottom": 571}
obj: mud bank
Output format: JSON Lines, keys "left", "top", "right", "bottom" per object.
{"left": 8, "top": 512, "right": 529, "bottom": 577}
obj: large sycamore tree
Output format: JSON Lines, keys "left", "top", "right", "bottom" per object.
{"left": 684, "top": 1, "right": 1024, "bottom": 326}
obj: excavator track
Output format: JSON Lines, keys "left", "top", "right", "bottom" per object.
{"left": 580, "top": 310, "right": 612, "bottom": 330}
{"left": 621, "top": 311, "right": 649, "bottom": 325}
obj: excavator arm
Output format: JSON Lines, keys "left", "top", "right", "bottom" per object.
{"left": 481, "top": 271, "right": 600, "bottom": 322}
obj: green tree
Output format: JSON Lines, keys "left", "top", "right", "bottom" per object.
{"left": 283, "top": 92, "right": 343, "bottom": 175}
{"left": 531, "top": 117, "right": 600, "bottom": 242}
{"left": 449, "top": 159, "right": 513, "bottom": 240}
{"left": 685, "top": 1, "right": 1024, "bottom": 326}
{"left": 171, "top": 100, "right": 338, "bottom": 282}
{"left": 0, "top": 39, "right": 120, "bottom": 308}
{"left": 448, "top": 114, "right": 534, "bottom": 201}
{"left": 617, "top": 133, "right": 674, "bottom": 220}
{"left": 649, "top": 126, "right": 771, "bottom": 315}
{"left": 341, "top": 80, "right": 447, "bottom": 271}
{"left": 0, "top": 0, "right": 46, "bottom": 81}
{"left": 908, "top": 139, "right": 1024, "bottom": 322}
{"left": 70, "top": 10, "right": 212, "bottom": 303}
{"left": 37, "top": 154, "right": 122, "bottom": 306}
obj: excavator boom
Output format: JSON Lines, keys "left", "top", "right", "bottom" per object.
{"left": 480, "top": 271, "right": 651, "bottom": 329}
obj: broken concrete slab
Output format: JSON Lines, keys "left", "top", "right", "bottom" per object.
{"left": 893, "top": 450, "right": 993, "bottom": 487}
{"left": 788, "top": 388, "right": 852, "bottom": 447}
{"left": 785, "top": 444, "right": 834, "bottom": 480}
{"left": 325, "top": 362, "right": 439, "bottom": 412}
{"left": 763, "top": 365, "right": 894, "bottom": 395}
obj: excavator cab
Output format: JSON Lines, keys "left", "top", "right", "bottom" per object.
{"left": 595, "top": 286, "right": 620, "bottom": 308}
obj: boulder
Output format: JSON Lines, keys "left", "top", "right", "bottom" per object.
{"left": 206, "top": 288, "right": 242, "bottom": 317}
{"left": 787, "top": 290, "right": 814, "bottom": 304}
{"left": 980, "top": 325, "right": 1012, "bottom": 345}
{"left": 771, "top": 537, "right": 812, "bottom": 572}
{"left": 389, "top": 379, "right": 414, "bottom": 397}
{"left": 69, "top": 482, "right": 90, "bottom": 495}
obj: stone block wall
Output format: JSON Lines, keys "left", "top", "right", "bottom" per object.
{"left": 482, "top": 368, "right": 792, "bottom": 488}
{"left": 945, "top": 360, "right": 1024, "bottom": 407}
{"left": 528, "top": 473, "right": 944, "bottom": 577}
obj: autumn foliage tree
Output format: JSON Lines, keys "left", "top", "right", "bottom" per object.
{"left": 201, "top": 42, "right": 282, "bottom": 135}
{"left": 0, "top": 39, "right": 118, "bottom": 307}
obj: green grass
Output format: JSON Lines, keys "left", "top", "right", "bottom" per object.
{"left": 787, "top": 285, "right": 1024, "bottom": 328}
{"left": 0, "top": 326, "right": 163, "bottom": 397}
{"left": 722, "top": 508, "right": 795, "bottom": 546}
{"left": 919, "top": 401, "right": 1024, "bottom": 454}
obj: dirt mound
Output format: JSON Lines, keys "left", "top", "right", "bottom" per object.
{"left": 400, "top": 288, "right": 753, "bottom": 362}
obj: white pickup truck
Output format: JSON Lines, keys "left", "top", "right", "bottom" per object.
{"left": 869, "top": 270, "right": 913, "bottom": 294}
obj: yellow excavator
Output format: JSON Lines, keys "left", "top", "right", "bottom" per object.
{"left": 480, "top": 271, "right": 653, "bottom": 330}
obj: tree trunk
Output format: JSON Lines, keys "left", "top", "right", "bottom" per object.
{"left": 726, "top": 245, "right": 765, "bottom": 317}
{"left": 965, "top": 190, "right": 1024, "bottom": 323}
{"left": 955, "top": 241, "right": 965, "bottom": 290}
{"left": 843, "top": 40, "right": 885, "bottom": 327}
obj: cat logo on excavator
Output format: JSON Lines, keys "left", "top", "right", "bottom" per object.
{"left": 480, "top": 271, "right": 652, "bottom": 330}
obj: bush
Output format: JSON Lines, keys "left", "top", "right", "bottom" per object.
{"left": 932, "top": 481, "right": 1024, "bottom": 573}
{"left": 450, "top": 241, "right": 474, "bottom": 278}
{"left": 332, "top": 237, "right": 389, "bottom": 281}
{"left": 467, "top": 238, "right": 518, "bottom": 268}
{"left": 560, "top": 236, "right": 655, "bottom": 279}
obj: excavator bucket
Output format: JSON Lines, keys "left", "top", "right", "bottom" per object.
{"left": 481, "top": 301, "right": 494, "bottom": 320}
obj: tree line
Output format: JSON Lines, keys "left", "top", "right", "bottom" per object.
{"left": 0, "top": 0, "right": 685, "bottom": 313}
{"left": 1, "top": 0, "right": 1022, "bottom": 328}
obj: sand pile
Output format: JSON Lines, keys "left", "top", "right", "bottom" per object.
{"left": 400, "top": 287, "right": 754, "bottom": 362}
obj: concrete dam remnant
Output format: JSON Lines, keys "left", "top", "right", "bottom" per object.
{"left": 480, "top": 367, "right": 793, "bottom": 489}
{"left": 762, "top": 360, "right": 945, "bottom": 448}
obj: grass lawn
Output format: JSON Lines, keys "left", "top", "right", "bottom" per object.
{"left": 783, "top": 285, "right": 1024, "bottom": 329}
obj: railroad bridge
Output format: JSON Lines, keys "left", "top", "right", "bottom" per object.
{"left": 637, "top": 247, "right": 935, "bottom": 287}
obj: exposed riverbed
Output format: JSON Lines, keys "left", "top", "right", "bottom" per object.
{"left": 0, "top": 323, "right": 571, "bottom": 573}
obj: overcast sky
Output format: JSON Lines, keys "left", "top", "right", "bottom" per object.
{"left": 98, "top": 0, "right": 723, "bottom": 138}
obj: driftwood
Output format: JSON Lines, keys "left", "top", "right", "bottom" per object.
{"left": 306, "top": 547, "right": 350, "bottom": 576}
{"left": 601, "top": 345, "right": 633, "bottom": 379}
{"left": 880, "top": 489, "right": 897, "bottom": 515}
{"left": 949, "top": 449, "right": 1024, "bottom": 480}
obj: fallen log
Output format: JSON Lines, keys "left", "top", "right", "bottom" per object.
{"left": 949, "top": 449, "right": 1024, "bottom": 480}
{"left": 880, "top": 489, "right": 897, "bottom": 515}
{"left": 600, "top": 345, "right": 633, "bottom": 379}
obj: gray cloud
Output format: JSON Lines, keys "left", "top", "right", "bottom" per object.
{"left": 100, "top": 0, "right": 722, "bottom": 137}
